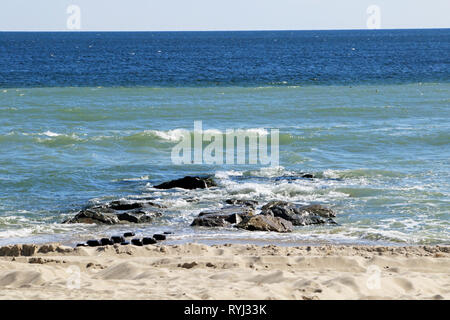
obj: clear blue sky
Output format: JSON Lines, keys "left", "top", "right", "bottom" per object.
{"left": 1, "top": 0, "right": 449, "bottom": 31}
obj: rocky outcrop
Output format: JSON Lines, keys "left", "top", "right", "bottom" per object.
{"left": 235, "top": 215, "right": 293, "bottom": 233}
{"left": 190, "top": 200, "right": 336, "bottom": 232}
{"left": 261, "top": 201, "right": 336, "bottom": 226}
{"left": 63, "top": 200, "right": 164, "bottom": 225}
{"left": 154, "top": 176, "right": 217, "bottom": 190}
{"left": 191, "top": 206, "right": 254, "bottom": 228}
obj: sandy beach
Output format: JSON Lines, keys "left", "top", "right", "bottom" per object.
{"left": 0, "top": 243, "right": 448, "bottom": 300}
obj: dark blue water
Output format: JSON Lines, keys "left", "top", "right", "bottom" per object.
{"left": 1, "top": 29, "right": 449, "bottom": 87}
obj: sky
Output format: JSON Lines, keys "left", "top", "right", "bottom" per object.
{"left": 1, "top": 0, "right": 449, "bottom": 31}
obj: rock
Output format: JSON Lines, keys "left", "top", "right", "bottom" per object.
{"left": 116, "top": 209, "right": 163, "bottom": 223}
{"left": 163, "top": 231, "right": 174, "bottom": 235}
{"left": 154, "top": 176, "right": 217, "bottom": 190}
{"left": 63, "top": 207, "right": 120, "bottom": 225}
{"left": 87, "top": 240, "right": 101, "bottom": 247}
{"left": 301, "top": 173, "right": 315, "bottom": 179}
{"left": 109, "top": 201, "right": 144, "bottom": 210}
{"left": 261, "top": 201, "right": 336, "bottom": 226}
{"left": 76, "top": 243, "right": 88, "bottom": 247}
{"left": 64, "top": 198, "right": 166, "bottom": 225}
{"left": 109, "top": 200, "right": 166, "bottom": 210}
{"left": 297, "top": 204, "right": 336, "bottom": 218}
{"left": 111, "top": 236, "right": 125, "bottom": 244}
{"left": 235, "top": 215, "right": 293, "bottom": 233}
{"left": 123, "top": 232, "right": 135, "bottom": 237}
{"left": 143, "top": 237, "right": 157, "bottom": 245}
{"left": 100, "top": 238, "right": 113, "bottom": 246}
{"left": 153, "top": 234, "right": 166, "bottom": 241}
{"left": 131, "top": 239, "right": 143, "bottom": 246}
{"left": 191, "top": 215, "right": 232, "bottom": 228}
{"left": 191, "top": 206, "right": 254, "bottom": 228}
{"left": 121, "top": 241, "right": 130, "bottom": 245}
{"left": 225, "top": 199, "right": 258, "bottom": 208}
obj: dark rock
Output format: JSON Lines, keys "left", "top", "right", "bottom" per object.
{"left": 235, "top": 215, "right": 293, "bottom": 233}
{"left": 154, "top": 176, "right": 217, "bottom": 190}
{"left": 86, "top": 240, "right": 101, "bottom": 247}
{"left": 116, "top": 208, "right": 163, "bottom": 223}
{"left": 163, "top": 231, "right": 173, "bottom": 235}
{"left": 63, "top": 198, "right": 165, "bottom": 225}
{"left": 100, "top": 238, "right": 113, "bottom": 246}
{"left": 143, "top": 237, "right": 157, "bottom": 245}
{"left": 123, "top": 232, "right": 135, "bottom": 238}
{"left": 225, "top": 199, "right": 258, "bottom": 208}
{"left": 301, "top": 174, "right": 315, "bottom": 179}
{"left": 153, "top": 234, "right": 166, "bottom": 241}
{"left": 297, "top": 204, "right": 336, "bottom": 218}
{"left": 120, "top": 241, "right": 130, "bottom": 245}
{"left": 261, "top": 201, "right": 336, "bottom": 226}
{"left": 191, "top": 206, "right": 254, "bottom": 228}
{"left": 131, "top": 238, "right": 143, "bottom": 246}
{"left": 109, "top": 201, "right": 143, "bottom": 210}
{"left": 109, "top": 200, "right": 166, "bottom": 210}
{"left": 63, "top": 207, "right": 120, "bottom": 225}
{"left": 111, "top": 236, "right": 125, "bottom": 244}
{"left": 191, "top": 215, "right": 232, "bottom": 228}
{"left": 76, "top": 243, "right": 88, "bottom": 247}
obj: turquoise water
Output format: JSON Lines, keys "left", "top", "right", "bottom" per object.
{"left": 0, "top": 83, "right": 448, "bottom": 245}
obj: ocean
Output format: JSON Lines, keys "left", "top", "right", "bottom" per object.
{"left": 0, "top": 30, "right": 449, "bottom": 246}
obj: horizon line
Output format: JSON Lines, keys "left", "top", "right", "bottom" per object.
{"left": 1, "top": 27, "right": 449, "bottom": 33}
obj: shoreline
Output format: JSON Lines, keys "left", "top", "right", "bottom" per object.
{"left": 1, "top": 231, "right": 438, "bottom": 249}
{"left": 0, "top": 242, "right": 448, "bottom": 300}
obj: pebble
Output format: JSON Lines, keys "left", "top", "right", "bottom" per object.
{"left": 131, "top": 238, "right": 143, "bottom": 246}
{"left": 86, "top": 240, "right": 101, "bottom": 247}
{"left": 123, "top": 232, "right": 135, "bottom": 238}
{"left": 143, "top": 237, "right": 157, "bottom": 245}
{"left": 153, "top": 234, "right": 166, "bottom": 241}
{"left": 111, "top": 236, "right": 125, "bottom": 243}
{"left": 100, "top": 238, "right": 113, "bottom": 246}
